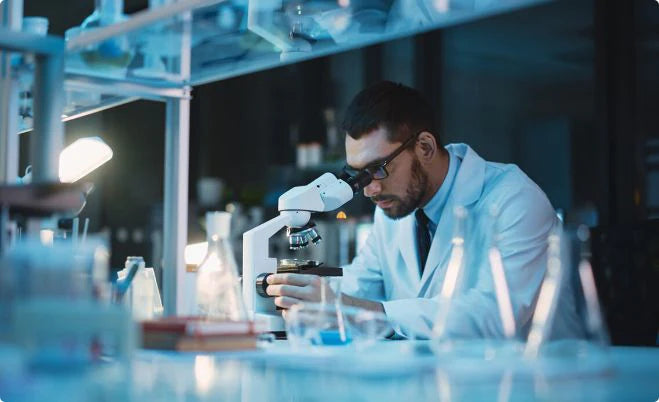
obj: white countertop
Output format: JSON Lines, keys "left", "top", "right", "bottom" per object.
{"left": 3, "top": 341, "right": 658, "bottom": 401}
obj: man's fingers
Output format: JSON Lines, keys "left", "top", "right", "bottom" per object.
{"left": 274, "top": 296, "right": 301, "bottom": 309}
{"left": 266, "top": 284, "right": 309, "bottom": 299}
{"left": 267, "top": 273, "right": 319, "bottom": 286}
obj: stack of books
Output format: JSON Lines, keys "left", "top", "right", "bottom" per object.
{"left": 141, "top": 317, "right": 258, "bottom": 351}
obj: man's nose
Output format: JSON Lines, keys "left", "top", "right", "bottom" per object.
{"left": 363, "top": 180, "right": 381, "bottom": 198}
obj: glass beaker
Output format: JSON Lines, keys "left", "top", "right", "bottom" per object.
{"left": 0, "top": 238, "right": 114, "bottom": 368}
{"left": 285, "top": 302, "right": 390, "bottom": 349}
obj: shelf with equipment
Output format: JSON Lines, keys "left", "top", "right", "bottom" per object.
{"left": 2, "top": 0, "right": 553, "bottom": 316}
{"left": 16, "top": 0, "right": 551, "bottom": 132}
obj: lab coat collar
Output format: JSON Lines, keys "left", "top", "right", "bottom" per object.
{"left": 396, "top": 143, "right": 486, "bottom": 288}
{"left": 422, "top": 148, "right": 459, "bottom": 230}
{"left": 418, "top": 143, "right": 486, "bottom": 292}
{"left": 444, "top": 143, "right": 485, "bottom": 208}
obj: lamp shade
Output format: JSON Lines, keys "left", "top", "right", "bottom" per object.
{"left": 59, "top": 137, "right": 113, "bottom": 183}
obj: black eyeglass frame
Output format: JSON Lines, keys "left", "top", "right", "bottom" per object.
{"left": 343, "top": 131, "right": 422, "bottom": 181}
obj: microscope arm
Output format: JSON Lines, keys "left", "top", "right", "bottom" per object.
{"left": 243, "top": 210, "right": 311, "bottom": 320}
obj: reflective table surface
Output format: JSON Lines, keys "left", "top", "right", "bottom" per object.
{"left": 3, "top": 341, "right": 658, "bottom": 401}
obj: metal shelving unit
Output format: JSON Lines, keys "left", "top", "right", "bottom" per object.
{"left": 1, "top": 0, "right": 552, "bottom": 316}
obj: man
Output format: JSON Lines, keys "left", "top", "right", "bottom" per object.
{"left": 266, "top": 81, "right": 582, "bottom": 339}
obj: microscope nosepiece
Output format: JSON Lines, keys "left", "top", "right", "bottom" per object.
{"left": 287, "top": 221, "right": 321, "bottom": 250}
{"left": 289, "top": 234, "right": 308, "bottom": 250}
{"left": 307, "top": 227, "right": 322, "bottom": 245}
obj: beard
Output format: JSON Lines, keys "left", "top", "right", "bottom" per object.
{"left": 372, "top": 157, "right": 428, "bottom": 219}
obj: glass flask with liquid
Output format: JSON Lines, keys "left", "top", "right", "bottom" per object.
{"left": 196, "top": 212, "right": 247, "bottom": 321}
{"left": 66, "top": 0, "right": 134, "bottom": 74}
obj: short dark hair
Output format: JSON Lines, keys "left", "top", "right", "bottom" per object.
{"left": 341, "top": 81, "right": 438, "bottom": 145}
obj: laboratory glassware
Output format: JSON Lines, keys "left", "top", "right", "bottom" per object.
{"left": 116, "top": 256, "right": 163, "bottom": 321}
{"left": 66, "top": 0, "right": 134, "bottom": 76}
{"left": 285, "top": 302, "right": 390, "bottom": 349}
{"left": 525, "top": 223, "right": 611, "bottom": 359}
{"left": 432, "top": 206, "right": 468, "bottom": 341}
{"left": 0, "top": 238, "right": 134, "bottom": 369}
{"left": 485, "top": 206, "right": 516, "bottom": 340}
{"left": 196, "top": 211, "right": 247, "bottom": 321}
{"left": 575, "top": 225, "right": 609, "bottom": 346}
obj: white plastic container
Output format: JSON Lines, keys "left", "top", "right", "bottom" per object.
{"left": 117, "top": 257, "right": 163, "bottom": 321}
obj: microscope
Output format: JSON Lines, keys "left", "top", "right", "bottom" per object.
{"left": 242, "top": 171, "right": 371, "bottom": 331}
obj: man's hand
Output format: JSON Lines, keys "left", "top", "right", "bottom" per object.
{"left": 265, "top": 273, "right": 386, "bottom": 315}
{"left": 265, "top": 273, "right": 337, "bottom": 309}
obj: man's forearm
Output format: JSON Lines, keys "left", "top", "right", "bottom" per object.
{"left": 340, "top": 293, "right": 385, "bottom": 314}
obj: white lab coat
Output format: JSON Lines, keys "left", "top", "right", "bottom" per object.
{"left": 342, "top": 143, "right": 583, "bottom": 339}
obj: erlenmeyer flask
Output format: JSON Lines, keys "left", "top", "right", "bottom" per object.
{"left": 196, "top": 212, "right": 247, "bottom": 321}
{"left": 432, "top": 206, "right": 468, "bottom": 341}
{"left": 524, "top": 224, "right": 564, "bottom": 358}
{"left": 486, "top": 206, "right": 516, "bottom": 340}
{"left": 524, "top": 223, "right": 610, "bottom": 359}
{"left": 575, "top": 225, "right": 609, "bottom": 346}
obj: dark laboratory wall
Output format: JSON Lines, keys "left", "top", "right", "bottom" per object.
{"left": 59, "top": 101, "right": 166, "bottom": 271}
{"left": 190, "top": 58, "right": 334, "bottom": 205}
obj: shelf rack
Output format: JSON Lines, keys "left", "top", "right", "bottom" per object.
{"left": 1, "top": 0, "right": 552, "bottom": 316}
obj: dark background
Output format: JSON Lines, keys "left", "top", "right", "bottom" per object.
{"left": 21, "top": 0, "right": 659, "bottom": 345}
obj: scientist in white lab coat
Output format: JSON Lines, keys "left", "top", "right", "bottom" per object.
{"left": 266, "top": 81, "right": 582, "bottom": 339}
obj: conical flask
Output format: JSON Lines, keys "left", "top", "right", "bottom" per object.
{"left": 524, "top": 223, "right": 610, "bottom": 359}
{"left": 196, "top": 212, "right": 247, "bottom": 321}
{"left": 432, "top": 206, "right": 468, "bottom": 341}
{"left": 524, "top": 223, "right": 564, "bottom": 358}
{"left": 575, "top": 225, "right": 609, "bottom": 346}
{"left": 486, "top": 206, "right": 516, "bottom": 340}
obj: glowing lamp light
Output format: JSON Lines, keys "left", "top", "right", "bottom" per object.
{"left": 40, "top": 229, "right": 54, "bottom": 245}
{"left": 59, "top": 137, "right": 113, "bottom": 183}
{"left": 336, "top": 211, "right": 347, "bottom": 220}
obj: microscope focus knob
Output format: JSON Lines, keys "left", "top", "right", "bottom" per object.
{"left": 255, "top": 273, "right": 273, "bottom": 298}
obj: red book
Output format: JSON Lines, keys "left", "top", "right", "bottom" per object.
{"left": 142, "top": 316, "right": 256, "bottom": 336}
{"left": 141, "top": 317, "right": 258, "bottom": 351}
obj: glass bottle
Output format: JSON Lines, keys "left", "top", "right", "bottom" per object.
{"left": 196, "top": 212, "right": 247, "bottom": 321}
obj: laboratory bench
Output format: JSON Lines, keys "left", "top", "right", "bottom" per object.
{"left": 3, "top": 341, "right": 658, "bottom": 401}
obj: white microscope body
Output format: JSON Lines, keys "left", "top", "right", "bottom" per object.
{"left": 242, "top": 172, "right": 357, "bottom": 331}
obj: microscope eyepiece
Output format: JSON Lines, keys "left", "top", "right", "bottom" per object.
{"left": 340, "top": 170, "right": 373, "bottom": 193}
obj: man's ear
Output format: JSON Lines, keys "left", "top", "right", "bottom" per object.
{"left": 415, "top": 131, "right": 437, "bottom": 162}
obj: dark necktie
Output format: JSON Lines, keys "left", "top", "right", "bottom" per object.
{"left": 415, "top": 209, "right": 431, "bottom": 275}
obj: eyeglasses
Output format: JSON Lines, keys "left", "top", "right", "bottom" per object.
{"left": 343, "top": 132, "right": 420, "bottom": 180}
